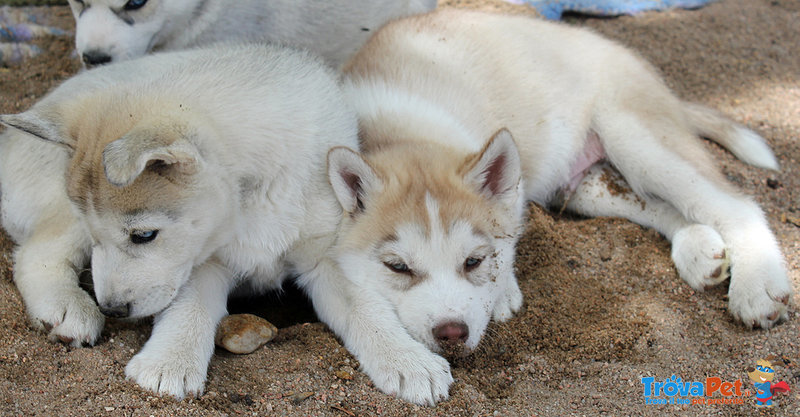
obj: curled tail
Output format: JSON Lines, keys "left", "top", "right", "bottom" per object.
{"left": 683, "top": 101, "right": 779, "bottom": 170}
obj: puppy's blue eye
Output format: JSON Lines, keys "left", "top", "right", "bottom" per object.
{"left": 130, "top": 230, "right": 158, "bottom": 244}
{"left": 384, "top": 261, "right": 411, "bottom": 275}
{"left": 464, "top": 257, "right": 483, "bottom": 271}
{"left": 124, "top": 0, "right": 148, "bottom": 10}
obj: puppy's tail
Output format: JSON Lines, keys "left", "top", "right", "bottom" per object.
{"left": 683, "top": 101, "right": 779, "bottom": 170}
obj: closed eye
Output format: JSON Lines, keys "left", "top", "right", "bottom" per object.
{"left": 383, "top": 261, "right": 412, "bottom": 275}
{"left": 130, "top": 229, "right": 158, "bottom": 244}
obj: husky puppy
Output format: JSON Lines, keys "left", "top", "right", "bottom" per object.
{"left": 66, "top": 0, "right": 438, "bottom": 68}
{"left": 326, "top": 9, "right": 793, "bottom": 404}
{"left": 0, "top": 44, "right": 359, "bottom": 398}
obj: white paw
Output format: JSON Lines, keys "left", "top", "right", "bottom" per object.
{"left": 727, "top": 253, "right": 792, "bottom": 329}
{"left": 492, "top": 277, "right": 523, "bottom": 322}
{"left": 125, "top": 343, "right": 208, "bottom": 398}
{"left": 26, "top": 286, "right": 104, "bottom": 347}
{"left": 361, "top": 344, "right": 453, "bottom": 406}
{"left": 671, "top": 224, "right": 730, "bottom": 290}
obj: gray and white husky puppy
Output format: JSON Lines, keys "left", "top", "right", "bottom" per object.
{"left": 0, "top": 43, "right": 358, "bottom": 398}
{"left": 67, "top": 0, "right": 437, "bottom": 68}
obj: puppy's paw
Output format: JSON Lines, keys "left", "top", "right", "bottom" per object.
{"left": 125, "top": 345, "right": 207, "bottom": 398}
{"left": 362, "top": 345, "right": 453, "bottom": 406}
{"left": 492, "top": 278, "right": 522, "bottom": 322}
{"left": 27, "top": 286, "right": 104, "bottom": 347}
{"left": 671, "top": 224, "right": 730, "bottom": 290}
{"left": 728, "top": 257, "right": 792, "bottom": 329}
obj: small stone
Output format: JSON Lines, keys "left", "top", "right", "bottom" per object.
{"left": 335, "top": 366, "right": 355, "bottom": 380}
{"left": 215, "top": 314, "right": 278, "bottom": 354}
{"left": 291, "top": 391, "right": 314, "bottom": 404}
{"left": 766, "top": 178, "right": 780, "bottom": 189}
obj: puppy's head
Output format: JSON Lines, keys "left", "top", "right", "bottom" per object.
{"left": 1, "top": 96, "right": 234, "bottom": 319}
{"left": 328, "top": 130, "right": 525, "bottom": 355}
{"left": 68, "top": 0, "right": 166, "bottom": 67}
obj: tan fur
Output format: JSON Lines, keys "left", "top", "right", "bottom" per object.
{"left": 60, "top": 96, "right": 194, "bottom": 215}
{"left": 340, "top": 140, "right": 514, "bottom": 255}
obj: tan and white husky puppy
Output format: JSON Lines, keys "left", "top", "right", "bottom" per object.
{"left": 327, "top": 9, "right": 793, "bottom": 403}
{"left": 0, "top": 44, "right": 360, "bottom": 398}
{"left": 67, "top": 0, "right": 438, "bottom": 68}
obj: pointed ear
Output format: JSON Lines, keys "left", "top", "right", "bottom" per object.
{"left": 0, "top": 110, "right": 74, "bottom": 150}
{"left": 463, "top": 129, "right": 521, "bottom": 201}
{"left": 102, "top": 129, "right": 200, "bottom": 187}
{"left": 327, "top": 146, "right": 382, "bottom": 214}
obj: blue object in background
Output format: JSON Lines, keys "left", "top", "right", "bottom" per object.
{"left": 517, "top": 0, "right": 718, "bottom": 20}
{"left": 0, "top": 6, "right": 67, "bottom": 65}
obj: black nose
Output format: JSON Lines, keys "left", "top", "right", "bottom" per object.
{"left": 99, "top": 303, "right": 130, "bottom": 318}
{"left": 432, "top": 321, "right": 469, "bottom": 345}
{"left": 82, "top": 50, "right": 112, "bottom": 67}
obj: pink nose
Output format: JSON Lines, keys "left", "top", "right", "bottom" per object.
{"left": 432, "top": 321, "right": 469, "bottom": 345}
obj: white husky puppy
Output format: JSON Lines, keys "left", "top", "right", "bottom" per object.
{"left": 66, "top": 0, "right": 438, "bottom": 68}
{"left": 325, "top": 9, "right": 793, "bottom": 404}
{"left": 0, "top": 44, "right": 360, "bottom": 398}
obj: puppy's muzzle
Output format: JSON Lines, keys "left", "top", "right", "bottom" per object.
{"left": 82, "top": 50, "right": 113, "bottom": 67}
{"left": 99, "top": 302, "right": 131, "bottom": 318}
{"left": 433, "top": 321, "right": 469, "bottom": 346}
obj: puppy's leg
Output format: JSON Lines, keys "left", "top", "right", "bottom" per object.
{"left": 12, "top": 215, "right": 103, "bottom": 347}
{"left": 565, "top": 163, "right": 731, "bottom": 291}
{"left": 491, "top": 268, "right": 523, "bottom": 322}
{"left": 297, "top": 259, "right": 453, "bottom": 406}
{"left": 125, "top": 259, "right": 231, "bottom": 398}
{"left": 595, "top": 114, "right": 791, "bottom": 328}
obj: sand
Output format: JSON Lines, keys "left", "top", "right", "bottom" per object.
{"left": 0, "top": 0, "right": 798, "bottom": 415}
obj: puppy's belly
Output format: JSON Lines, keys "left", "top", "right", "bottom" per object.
{"left": 564, "top": 130, "right": 606, "bottom": 193}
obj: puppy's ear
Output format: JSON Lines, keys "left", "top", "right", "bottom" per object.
{"left": 327, "top": 147, "right": 382, "bottom": 214}
{"left": 102, "top": 127, "right": 200, "bottom": 187}
{"left": 0, "top": 110, "right": 75, "bottom": 150}
{"left": 463, "top": 128, "right": 521, "bottom": 202}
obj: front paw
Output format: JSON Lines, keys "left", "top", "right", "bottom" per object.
{"left": 125, "top": 343, "right": 208, "bottom": 398}
{"left": 727, "top": 254, "right": 792, "bottom": 329}
{"left": 671, "top": 224, "right": 730, "bottom": 290}
{"left": 360, "top": 344, "right": 453, "bottom": 406}
{"left": 27, "top": 286, "right": 104, "bottom": 347}
{"left": 492, "top": 277, "right": 523, "bottom": 322}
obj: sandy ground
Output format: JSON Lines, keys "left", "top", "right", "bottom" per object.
{"left": 0, "top": 0, "right": 798, "bottom": 415}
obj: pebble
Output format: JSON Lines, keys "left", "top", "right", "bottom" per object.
{"left": 214, "top": 314, "right": 278, "bottom": 354}
{"left": 335, "top": 366, "right": 355, "bottom": 380}
{"left": 291, "top": 391, "right": 314, "bottom": 404}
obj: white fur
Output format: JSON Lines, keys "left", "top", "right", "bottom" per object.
{"left": 67, "top": 0, "right": 437, "bottom": 68}
{"left": 0, "top": 44, "right": 359, "bottom": 397}
{"left": 333, "top": 9, "right": 793, "bottom": 404}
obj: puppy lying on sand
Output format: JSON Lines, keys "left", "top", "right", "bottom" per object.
{"left": 67, "top": 0, "right": 438, "bottom": 68}
{"left": 0, "top": 43, "right": 360, "bottom": 397}
{"left": 325, "top": 8, "right": 793, "bottom": 404}
{"left": 1, "top": 9, "right": 791, "bottom": 407}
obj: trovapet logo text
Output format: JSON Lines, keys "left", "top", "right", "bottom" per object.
{"left": 641, "top": 375, "right": 751, "bottom": 406}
